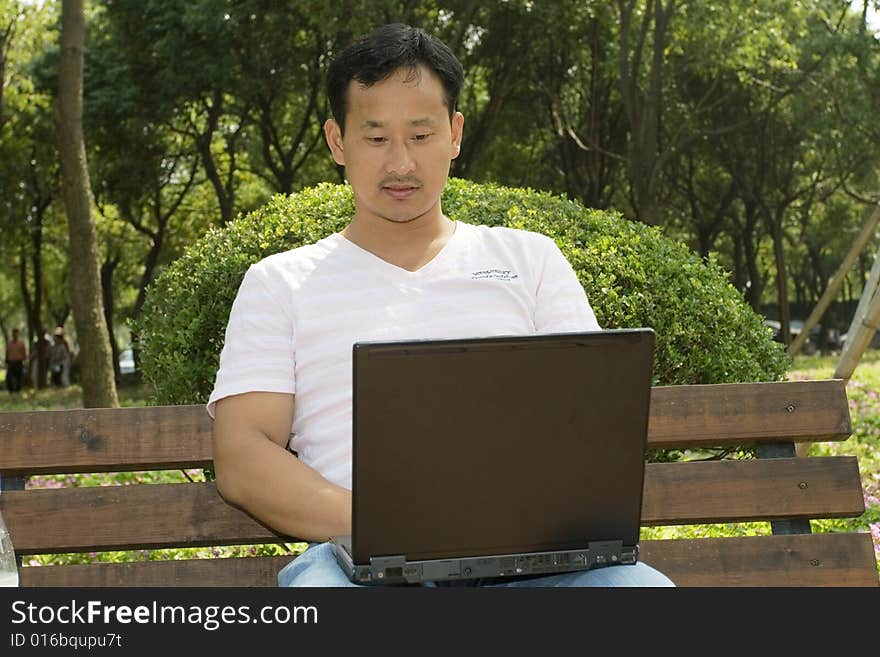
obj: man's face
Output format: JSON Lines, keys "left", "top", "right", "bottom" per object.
{"left": 324, "top": 66, "right": 464, "bottom": 226}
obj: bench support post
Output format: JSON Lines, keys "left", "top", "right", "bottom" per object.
{"left": 757, "top": 443, "right": 812, "bottom": 535}
{"left": 0, "top": 476, "right": 26, "bottom": 492}
{"left": 0, "top": 475, "right": 26, "bottom": 568}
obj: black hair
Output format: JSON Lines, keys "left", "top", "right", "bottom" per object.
{"left": 326, "top": 23, "right": 464, "bottom": 133}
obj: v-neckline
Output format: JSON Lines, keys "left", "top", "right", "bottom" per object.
{"left": 337, "top": 221, "right": 461, "bottom": 276}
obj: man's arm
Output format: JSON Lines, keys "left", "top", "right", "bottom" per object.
{"left": 212, "top": 391, "right": 351, "bottom": 542}
{"left": 534, "top": 237, "right": 600, "bottom": 332}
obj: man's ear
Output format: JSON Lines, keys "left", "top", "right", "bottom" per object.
{"left": 324, "top": 119, "right": 345, "bottom": 166}
{"left": 451, "top": 111, "right": 464, "bottom": 160}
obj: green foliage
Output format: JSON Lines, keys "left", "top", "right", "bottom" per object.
{"left": 5, "top": 1, "right": 879, "bottom": 400}
{"left": 136, "top": 179, "right": 788, "bottom": 406}
{"left": 24, "top": 542, "right": 304, "bottom": 568}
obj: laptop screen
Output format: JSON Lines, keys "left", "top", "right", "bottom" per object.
{"left": 351, "top": 329, "right": 654, "bottom": 563}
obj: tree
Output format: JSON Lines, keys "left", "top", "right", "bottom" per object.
{"left": 0, "top": 1, "right": 58, "bottom": 387}
{"left": 56, "top": 0, "right": 117, "bottom": 407}
{"left": 526, "top": 2, "right": 627, "bottom": 209}
{"left": 615, "top": 0, "right": 677, "bottom": 225}
{"left": 233, "top": 3, "right": 334, "bottom": 194}
{"left": 4, "top": 0, "right": 878, "bottom": 381}
{"left": 0, "top": 1, "right": 23, "bottom": 133}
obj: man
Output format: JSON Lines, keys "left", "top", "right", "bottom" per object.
{"left": 4, "top": 328, "right": 27, "bottom": 394}
{"left": 209, "top": 24, "right": 672, "bottom": 587}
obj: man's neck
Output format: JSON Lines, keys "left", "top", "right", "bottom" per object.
{"left": 341, "top": 210, "right": 456, "bottom": 272}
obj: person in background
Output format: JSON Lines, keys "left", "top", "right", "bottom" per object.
{"left": 4, "top": 328, "right": 27, "bottom": 394}
{"left": 48, "top": 326, "right": 72, "bottom": 388}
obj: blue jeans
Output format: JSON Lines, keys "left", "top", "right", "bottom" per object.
{"left": 278, "top": 542, "right": 675, "bottom": 587}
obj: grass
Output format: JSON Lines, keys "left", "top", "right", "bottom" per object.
{"left": 3, "top": 353, "right": 879, "bottom": 572}
{"left": 0, "top": 375, "right": 153, "bottom": 412}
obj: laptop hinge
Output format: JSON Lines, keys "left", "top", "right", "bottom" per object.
{"left": 587, "top": 540, "right": 636, "bottom": 566}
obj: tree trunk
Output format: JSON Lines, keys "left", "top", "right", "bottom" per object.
{"left": 56, "top": 0, "right": 118, "bottom": 408}
{"left": 770, "top": 219, "right": 791, "bottom": 347}
{"left": 100, "top": 256, "right": 121, "bottom": 382}
{"left": 0, "top": 10, "right": 18, "bottom": 132}
{"left": 732, "top": 234, "right": 746, "bottom": 292}
{"left": 196, "top": 90, "right": 237, "bottom": 226}
{"left": 732, "top": 201, "right": 764, "bottom": 310}
{"left": 256, "top": 83, "right": 323, "bottom": 195}
{"left": 19, "top": 251, "right": 45, "bottom": 389}
{"left": 20, "top": 229, "right": 48, "bottom": 388}
{"left": 133, "top": 223, "right": 165, "bottom": 320}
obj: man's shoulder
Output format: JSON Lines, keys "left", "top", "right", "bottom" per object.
{"left": 248, "top": 234, "right": 344, "bottom": 276}
{"left": 460, "top": 222, "right": 556, "bottom": 251}
{"left": 237, "top": 235, "right": 346, "bottom": 302}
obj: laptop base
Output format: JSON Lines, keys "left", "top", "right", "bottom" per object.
{"left": 333, "top": 538, "right": 638, "bottom": 585}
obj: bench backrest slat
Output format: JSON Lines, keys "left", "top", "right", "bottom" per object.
{"left": 19, "top": 556, "right": 294, "bottom": 587}
{"left": 639, "top": 533, "right": 879, "bottom": 586}
{"left": 1, "top": 456, "right": 864, "bottom": 554}
{"left": 0, "top": 405, "right": 212, "bottom": 475}
{"left": 642, "top": 456, "right": 864, "bottom": 525}
{"left": 0, "top": 483, "right": 282, "bottom": 553}
{"left": 647, "top": 380, "right": 851, "bottom": 448}
{"left": 0, "top": 380, "right": 852, "bottom": 476}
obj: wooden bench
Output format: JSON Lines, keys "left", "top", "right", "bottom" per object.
{"left": 1, "top": 379, "right": 877, "bottom": 586}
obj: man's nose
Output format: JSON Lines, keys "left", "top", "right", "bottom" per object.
{"left": 385, "top": 140, "right": 416, "bottom": 175}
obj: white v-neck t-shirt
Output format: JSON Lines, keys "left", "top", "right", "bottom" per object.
{"left": 208, "top": 221, "right": 600, "bottom": 489}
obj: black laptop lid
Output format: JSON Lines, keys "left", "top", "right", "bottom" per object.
{"left": 351, "top": 329, "right": 654, "bottom": 564}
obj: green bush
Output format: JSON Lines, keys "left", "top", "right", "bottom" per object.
{"left": 135, "top": 178, "right": 789, "bottom": 407}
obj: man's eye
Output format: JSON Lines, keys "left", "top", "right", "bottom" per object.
{"left": 413, "top": 133, "right": 433, "bottom": 141}
{"left": 367, "top": 136, "right": 386, "bottom": 144}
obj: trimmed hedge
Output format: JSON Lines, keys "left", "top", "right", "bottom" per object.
{"left": 135, "top": 178, "right": 789, "bottom": 406}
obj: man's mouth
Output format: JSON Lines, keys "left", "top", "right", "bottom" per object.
{"left": 382, "top": 183, "right": 420, "bottom": 199}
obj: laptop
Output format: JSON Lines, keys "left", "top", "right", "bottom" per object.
{"left": 332, "top": 328, "right": 655, "bottom": 585}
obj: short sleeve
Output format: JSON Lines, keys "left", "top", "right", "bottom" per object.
{"left": 533, "top": 237, "right": 601, "bottom": 333}
{"left": 206, "top": 262, "right": 296, "bottom": 418}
